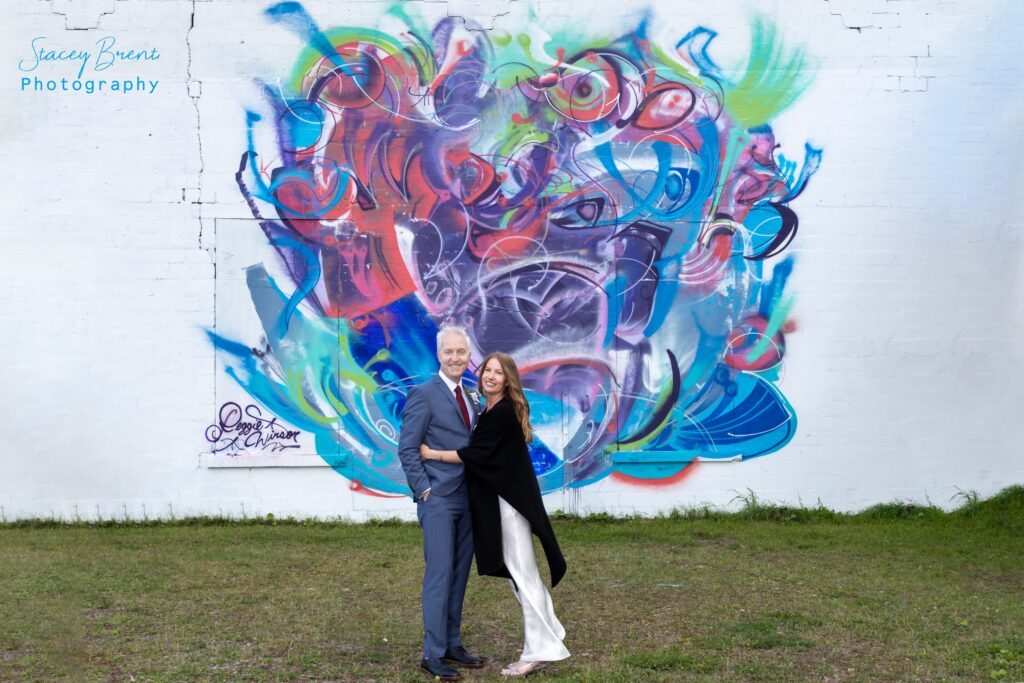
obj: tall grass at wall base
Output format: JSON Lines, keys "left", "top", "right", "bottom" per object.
{"left": 950, "top": 484, "right": 1024, "bottom": 532}
{"left": 2, "top": 485, "right": 1021, "bottom": 530}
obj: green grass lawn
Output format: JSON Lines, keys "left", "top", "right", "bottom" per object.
{"left": 1, "top": 488, "right": 1022, "bottom": 682}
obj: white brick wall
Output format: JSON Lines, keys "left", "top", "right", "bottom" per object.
{"left": 1, "top": 0, "right": 1021, "bottom": 520}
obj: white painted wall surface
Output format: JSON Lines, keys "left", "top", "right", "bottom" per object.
{"left": 1, "top": 0, "right": 1021, "bottom": 520}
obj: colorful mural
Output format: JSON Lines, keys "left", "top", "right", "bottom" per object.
{"left": 208, "top": 1, "right": 822, "bottom": 495}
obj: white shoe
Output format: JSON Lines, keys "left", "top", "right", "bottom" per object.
{"left": 500, "top": 660, "right": 547, "bottom": 677}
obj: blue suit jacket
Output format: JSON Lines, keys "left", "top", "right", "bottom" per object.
{"left": 398, "top": 375, "right": 479, "bottom": 500}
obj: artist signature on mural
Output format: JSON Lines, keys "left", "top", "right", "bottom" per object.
{"left": 205, "top": 402, "right": 301, "bottom": 454}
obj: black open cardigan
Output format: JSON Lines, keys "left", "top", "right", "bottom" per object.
{"left": 457, "top": 397, "right": 566, "bottom": 588}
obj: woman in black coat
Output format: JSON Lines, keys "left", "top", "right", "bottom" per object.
{"left": 420, "top": 351, "right": 569, "bottom": 677}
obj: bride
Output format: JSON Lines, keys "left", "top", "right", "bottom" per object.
{"left": 420, "top": 351, "right": 570, "bottom": 677}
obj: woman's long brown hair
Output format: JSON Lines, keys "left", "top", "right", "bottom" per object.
{"left": 480, "top": 352, "right": 532, "bottom": 443}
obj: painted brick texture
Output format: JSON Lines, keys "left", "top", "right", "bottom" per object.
{"left": 1, "top": 0, "right": 1021, "bottom": 520}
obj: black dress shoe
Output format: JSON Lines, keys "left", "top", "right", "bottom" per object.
{"left": 443, "top": 645, "right": 486, "bottom": 668}
{"left": 421, "top": 657, "right": 461, "bottom": 681}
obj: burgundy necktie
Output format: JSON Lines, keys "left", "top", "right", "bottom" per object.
{"left": 454, "top": 385, "right": 471, "bottom": 430}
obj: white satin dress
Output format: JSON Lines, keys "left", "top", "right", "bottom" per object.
{"left": 498, "top": 495, "right": 571, "bottom": 662}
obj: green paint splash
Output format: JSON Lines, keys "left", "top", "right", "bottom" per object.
{"left": 724, "top": 17, "right": 813, "bottom": 128}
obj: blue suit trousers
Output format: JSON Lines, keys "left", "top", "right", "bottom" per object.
{"left": 416, "top": 488, "right": 473, "bottom": 659}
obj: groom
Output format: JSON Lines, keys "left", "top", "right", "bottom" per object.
{"left": 398, "top": 326, "right": 485, "bottom": 681}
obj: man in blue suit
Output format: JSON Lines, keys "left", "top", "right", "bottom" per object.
{"left": 398, "top": 326, "right": 485, "bottom": 681}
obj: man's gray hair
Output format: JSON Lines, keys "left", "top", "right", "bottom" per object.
{"left": 436, "top": 325, "right": 470, "bottom": 349}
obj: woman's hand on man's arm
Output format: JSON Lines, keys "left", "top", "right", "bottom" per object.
{"left": 419, "top": 444, "right": 462, "bottom": 462}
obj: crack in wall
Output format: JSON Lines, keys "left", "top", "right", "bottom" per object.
{"left": 823, "top": 0, "right": 874, "bottom": 32}
{"left": 186, "top": 0, "right": 205, "bottom": 249}
{"left": 445, "top": 0, "right": 518, "bottom": 32}
{"left": 885, "top": 44, "right": 934, "bottom": 92}
{"left": 49, "top": 0, "right": 117, "bottom": 30}
{"left": 184, "top": 0, "right": 216, "bottom": 415}
{"left": 822, "top": 1, "right": 934, "bottom": 92}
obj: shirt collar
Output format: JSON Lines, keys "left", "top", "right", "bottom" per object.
{"left": 438, "top": 371, "right": 462, "bottom": 394}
